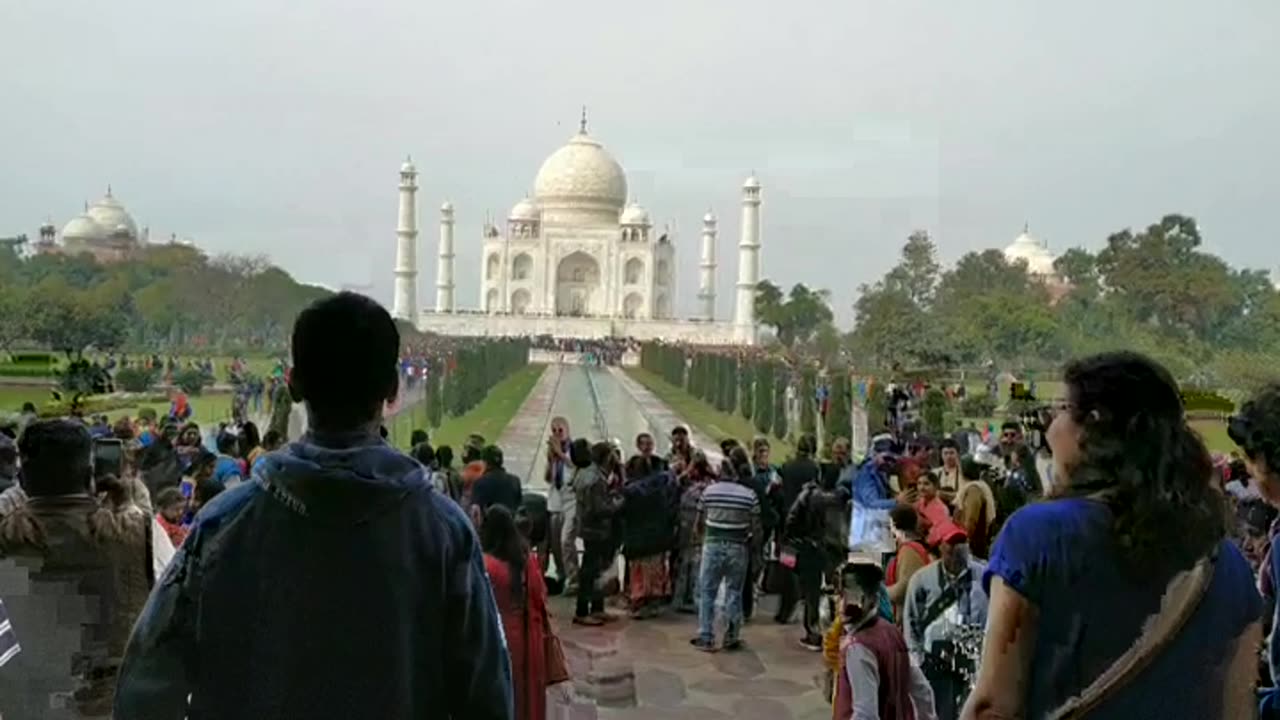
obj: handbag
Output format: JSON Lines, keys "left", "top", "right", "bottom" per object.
{"left": 1046, "top": 548, "right": 1218, "bottom": 719}
{"left": 544, "top": 623, "right": 570, "bottom": 685}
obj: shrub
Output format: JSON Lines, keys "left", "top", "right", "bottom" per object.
{"left": 173, "top": 368, "right": 212, "bottom": 396}
{"left": 922, "top": 387, "right": 949, "bottom": 436}
{"left": 115, "top": 366, "right": 159, "bottom": 393}
{"left": 0, "top": 365, "right": 57, "bottom": 378}
{"left": 959, "top": 393, "right": 997, "bottom": 418}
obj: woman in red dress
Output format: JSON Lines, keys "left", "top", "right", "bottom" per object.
{"left": 481, "top": 505, "right": 571, "bottom": 720}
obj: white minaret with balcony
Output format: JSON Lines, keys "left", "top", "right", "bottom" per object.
{"left": 698, "top": 211, "right": 718, "bottom": 321}
{"left": 734, "top": 174, "right": 761, "bottom": 343}
{"left": 392, "top": 157, "right": 419, "bottom": 321}
{"left": 436, "top": 201, "right": 456, "bottom": 312}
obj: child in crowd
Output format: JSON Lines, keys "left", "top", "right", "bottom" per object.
{"left": 155, "top": 486, "right": 189, "bottom": 548}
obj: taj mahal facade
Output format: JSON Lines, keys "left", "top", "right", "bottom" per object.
{"left": 393, "top": 114, "right": 762, "bottom": 345}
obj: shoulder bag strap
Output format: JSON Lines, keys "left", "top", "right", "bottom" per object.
{"left": 1047, "top": 548, "right": 1218, "bottom": 720}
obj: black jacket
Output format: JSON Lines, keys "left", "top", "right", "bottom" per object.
{"left": 472, "top": 467, "right": 523, "bottom": 513}
{"left": 621, "top": 472, "right": 677, "bottom": 559}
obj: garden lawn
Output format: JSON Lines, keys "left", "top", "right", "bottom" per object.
{"left": 388, "top": 364, "right": 545, "bottom": 451}
{"left": 626, "top": 367, "right": 795, "bottom": 457}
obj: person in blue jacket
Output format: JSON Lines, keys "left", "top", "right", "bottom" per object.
{"left": 114, "top": 292, "right": 514, "bottom": 720}
{"left": 847, "top": 434, "right": 902, "bottom": 562}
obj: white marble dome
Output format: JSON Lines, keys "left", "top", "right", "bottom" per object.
{"left": 534, "top": 131, "right": 628, "bottom": 210}
{"left": 1004, "top": 225, "right": 1056, "bottom": 276}
{"left": 509, "top": 197, "right": 540, "bottom": 221}
{"left": 620, "top": 202, "right": 651, "bottom": 226}
{"left": 85, "top": 189, "right": 139, "bottom": 240}
{"left": 60, "top": 214, "right": 103, "bottom": 242}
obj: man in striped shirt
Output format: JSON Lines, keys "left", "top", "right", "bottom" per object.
{"left": 691, "top": 470, "right": 762, "bottom": 652}
{"left": 0, "top": 597, "right": 18, "bottom": 668}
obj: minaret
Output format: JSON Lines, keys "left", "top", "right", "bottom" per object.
{"left": 393, "top": 157, "right": 419, "bottom": 322}
{"left": 436, "top": 201, "right": 456, "bottom": 312}
{"left": 698, "top": 211, "right": 718, "bottom": 321}
{"left": 734, "top": 174, "right": 761, "bottom": 343}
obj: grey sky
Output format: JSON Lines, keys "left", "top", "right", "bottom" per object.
{"left": 2, "top": 0, "right": 1276, "bottom": 325}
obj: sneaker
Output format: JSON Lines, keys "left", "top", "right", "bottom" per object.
{"left": 689, "top": 637, "right": 718, "bottom": 653}
{"left": 722, "top": 638, "right": 744, "bottom": 652}
{"left": 799, "top": 637, "right": 822, "bottom": 652}
{"left": 593, "top": 612, "right": 620, "bottom": 624}
{"left": 573, "top": 616, "right": 604, "bottom": 627}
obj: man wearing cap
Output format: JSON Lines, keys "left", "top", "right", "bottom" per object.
{"left": 848, "top": 434, "right": 903, "bottom": 562}
{"left": 903, "top": 526, "right": 988, "bottom": 720}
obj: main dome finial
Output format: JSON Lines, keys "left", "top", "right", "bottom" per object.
{"left": 579, "top": 105, "right": 588, "bottom": 134}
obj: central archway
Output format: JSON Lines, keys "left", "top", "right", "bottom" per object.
{"left": 555, "top": 251, "right": 601, "bottom": 316}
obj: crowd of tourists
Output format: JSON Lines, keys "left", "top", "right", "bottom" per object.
{"left": 528, "top": 335, "right": 639, "bottom": 365}
{"left": 1, "top": 292, "right": 1280, "bottom": 718}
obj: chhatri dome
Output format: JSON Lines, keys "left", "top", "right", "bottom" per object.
{"left": 533, "top": 110, "right": 628, "bottom": 224}
{"left": 1004, "top": 223, "right": 1057, "bottom": 277}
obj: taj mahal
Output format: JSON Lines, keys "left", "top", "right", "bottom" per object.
{"left": 394, "top": 113, "right": 762, "bottom": 345}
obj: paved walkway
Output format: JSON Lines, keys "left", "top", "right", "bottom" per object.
{"left": 606, "top": 367, "right": 723, "bottom": 464}
{"left": 496, "top": 364, "right": 559, "bottom": 481}
{"left": 548, "top": 593, "right": 831, "bottom": 719}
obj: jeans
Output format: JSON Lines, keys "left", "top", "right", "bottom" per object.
{"left": 561, "top": 510, "right": 580, "bottom": 589}
{"left": 743, "top": 550, "right": 762, "bottom": 619}
{"left": 576, "top": 540, "right": 608, "bottom": 618}
{"left": 697, "top": 540, "right": 749, "bottom": 643}
{"left": 544, "top": 512, "right": 566, "bottom": 580}
{"left": 672, "top": 545, "right": 702, "bottom": 611}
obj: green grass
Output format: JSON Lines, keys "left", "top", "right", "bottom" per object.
{"left": 1190, "top": 418, "right": 1234, "bottom": 454}
{"left": 0, "top": 384, "right": 235, "bottom": 427}
{"left": 626, "top": 367, "right": 796, "bottom": 457}
{"left": 388, "top": 364, "right": 546, "bottom": 451}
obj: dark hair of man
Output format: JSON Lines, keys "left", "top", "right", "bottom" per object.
{"left": 589, "top": 441, "right": 613, "bottom": 468}
{"left": 1061, "top": 351, "right": 1228, "bottom": 577}
{"left": 635, "top": 432, "right": 652, "bottom": 446}
{"left": 728, "top": 446, "right": 751, "bottom": 480}
{"left": 939, "top": 438, "right": 959, "bottom": 452}
{"left": 752, "top": 436, "right": 770, "bottom": 453}
{"left": 889, "top": 503, "right": 919, "bottom": 534}
{"left": 797, "top": 433, "right": 817, "bottom": 456}
{"left": 1000, "top": 420, "right": 1022, "bottom": 433}
{"left": 436, "top": 445, "right": 454, "bottom": 469}
{"left": 155, "top": 486, "right": 185, "bottom": 511}
{"left": 1231, "top": 383, "right": 1280, "bottom": 485}
{"left": 568, "top": 438, "right": 592, "bottom": 469}
{"left": 480, "top": 504, "right": 528, "bottom": 598}
{"left": 481, "top": 445, "right": 504, "bottom": 469}
{"left": 18, "top": 419, "right": 93, "bottom": 497}
{"left": 240, "top": 421, "right": 262, "bottom": 455}
{"left": 216, "top": 432, "right": 240, "bottom": 457}
{"left": 190, "top": 450, "right": 217, "bottom": 477}
{"left": 625, "top": 454, "right": 652, "bottom": 480}
{"left": 410, "top": 429, "right": 429, "bottom": 448}
{"left": 261, "top": 429, "right": 283, "bottom": 451}
{"left": 720, "top": 438, "right": 739, "bottom": 454}
{"left": 843, "top": 562, "right": 884, "bottom": 598}
{"left": 671, "top": 426, "right": 689, "bottom": 437}
{"left": 290, "top": 292, "right": 400, "bottom": 432}
{"left": 21, "top": 402, "right": 36, "bottom": 414}
{"left": 462, "top": 444, "right": 481, "bottom": 464}
{"left": 412, "top": 443, "right": 435, "bottom": 467}
{"left": 960, "top": 457, "right": 984, "bottom": 481}
{"left": 195, "top": 476, "right": 225, "bottom": 506}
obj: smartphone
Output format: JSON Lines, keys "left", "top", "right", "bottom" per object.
{"left": 93, "top": 438, "right": 124, "bottom": 479}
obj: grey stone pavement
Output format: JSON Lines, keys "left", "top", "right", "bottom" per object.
{"left": 548, "top": 593, "right": 832, "bottom": 720}
{"left": 495, "top": 361, "right": 828, "bottom": 719}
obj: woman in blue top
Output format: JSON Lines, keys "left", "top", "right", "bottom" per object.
{"left": 963, "top": 352, "right": 1260, "bottom": 719}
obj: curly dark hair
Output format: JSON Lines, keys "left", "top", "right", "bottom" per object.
{"left": 889, "top": 504, "right": 919, "bottom": 534}
{"left": 1059, "top": 351, "right": 1228, "bottom": 576}
{"left": 1229, "top": 383, "right": 1280, "bottom": 484}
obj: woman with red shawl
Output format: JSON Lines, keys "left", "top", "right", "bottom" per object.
{"left": 481, "top": 505, "right": 572, "bottom": 720}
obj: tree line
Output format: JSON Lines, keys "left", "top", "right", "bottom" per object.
{"left": 753, "top": 214, "right": 1279, "bottom": 394}
{"left": 0, "top": 244, "right": 331, "bottom": 357}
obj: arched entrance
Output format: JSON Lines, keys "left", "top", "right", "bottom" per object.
{"left": 555, "top": 251, "right": 601, "bottom": 316}
{"left": 623, "top": 292, "right": 644, "bottom": 319}
{"left": 511, "top": 288, "right": 532, "bottom": 315}
{"left": 485, "top": 288, "right": 499, "bottom": 313}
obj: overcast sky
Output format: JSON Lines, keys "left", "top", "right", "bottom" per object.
{"left": 2, "top": 0, "right": 1276, "bottom": 324}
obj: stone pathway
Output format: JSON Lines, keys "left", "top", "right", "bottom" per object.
{"left": 606, "top": 367, "right": 724, "bottom": 464}
{"left": 549, "top": 594, "right": 831, "bottom": 719}
{"left": 496, "top": 364, "right": 559, "bottom": 481}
